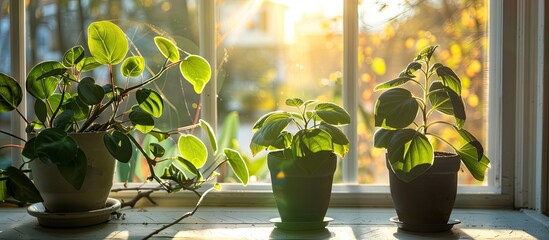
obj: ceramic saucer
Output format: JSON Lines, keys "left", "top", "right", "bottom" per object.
{"left": 27, "top": 198, "right": 121, "bottom": 228}
{"left": 390, "top": 216, "right": 460, "bottom": 232}
{"left": 270, "top": 217, "right": 333, "bottom": 231}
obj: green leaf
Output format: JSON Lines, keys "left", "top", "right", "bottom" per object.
{"left": 176, "top": 157, "right": 202, "bottom": 180}
{"left": 22, "top": 137, "right": 37, "bottom": 159}
{"left": 63, "top": 45, "right": 85, "bottom": 67}
{"left": 64, "top": 96, "right": 90, "bottom": 121}
{"left": 428, "top": 81, "right": 453, "bottom": 115}
{"left": 252, "top": 111, "right": 283, "bottom": 131}
{"left": 414, "top": 45, "right": 438, "bottom": 62}
{"left": 34, "top": 99, "right": 47, "bottom": 123}
{"left": 457, "top": 143, "right": 490, "bottom": 181}
{"left": 121, "top": 56, "right": 145, "bottom": 77}
{"left": 76, "top": 57, "right": 102, "bottom": 72}
{"left": 400, "top": 61, "right": 422, "bottom": 77}
{"left": 103, "top": 131, "right": 133, "bottom": 163}
{"left": 455, "top": 128, "right": 484, "bottom": 162}
{"left": 0, "top": 73, "right": 22, "bottom": 112}
{"left": 149, "top": 129, "right": 170, "bottom": 142}
{"left": 224, "top": 148, "right": 249, "bottom": 185}
{"left": 53, "top": 109, "right": 74, "bottom": 131}
{"left": 6, "top": 166, "right": 43, "bottom": 203}
{"left": 270, "top": 131, "right": 292, "bottom": 150}
{"left": 180, "top": 55, "right": 211, "bottom": 94}
{"left": 26, "top": 61, "right": 65, "bottom": 100}
{"left": 373, "top": 128, "right": 397, "bottom": 148}
{"left": 318, "top": 122, "right": 349, "bottom": 158}
{"left": 88, "top": 21, "right": 128, "bottom": 65}
{"left": 315, "top": 102, "right": 351, "bottom": 125}
{"left": 129, "top": 106, "right": 155, "bottom": 133}
{"left": 57, "top": 148, "right": 87, "bottom": 190}
{"left": 200, "top": 119, "right": 218, "bottom": 153}
{"left": 374, "top": 77, "right": 414, "bottom": 91}
{"left": 436, "top": 65, "right": 462, "bottom": 96}
{"left": 250, "top": 113, "right": 292, "bottom": 153}
{"left": 35, "top": 128, "right": 78, "bottom": 165}
{"left": 285, "top": 98, "right": 304, "bottom": 107}
{"left": 161, "top": 163, "right": 191, "bottom": 187}
{"left": 292, "top": 129, "right": 333, "bottom": 173}
{"left": 386, "top": 129, "right": 433, "bottom": 182}
{"left": 178, "top": 134, "right": 208, "bottom": 168}
{"left": 149, "top": 143, "right": 166, "bottom": 158}
{"left": 374, "top": 88, "right": 419, "bottom": 129}
{"left": 154, "top": 36, "right": 180, "bottom": 63}
{"left": 136, "top": 88, "right": 163, "bottom": 118}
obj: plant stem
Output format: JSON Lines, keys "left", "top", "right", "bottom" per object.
{"left": 143, "top": 187, "right": 216, "bottom": 240}
{"left": 0, "top": 130, "right": 26, "bottom": 142}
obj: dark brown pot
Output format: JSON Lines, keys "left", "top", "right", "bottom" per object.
{"left": 388, "top": 152, "right": 460, "bottom": 232}
{"left": 268, "top": 151, "right": 336, "bottom": 223}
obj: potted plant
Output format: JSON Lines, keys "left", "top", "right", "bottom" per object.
{"left": 250, "top": 98, "right": 350, "bottom": 230}
{"left": 373, "top": 45, "right": 490, "bottom": 232}
{"left": 0, "top": 21, "right": 248, "bottom": 227}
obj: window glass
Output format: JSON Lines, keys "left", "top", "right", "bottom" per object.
{"left": 0, "top": 1, "right": 10, "bottom": 170}
{"left": 216, "top": 0, "right": 344, "bottom": 183}
{"left": 357, "top": 0, "right": 489, "bottom": 184}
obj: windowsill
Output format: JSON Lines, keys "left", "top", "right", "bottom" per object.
{"left": 1, "top": 206, "right": 548, "bottom": 239}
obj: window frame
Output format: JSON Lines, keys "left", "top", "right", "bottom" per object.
{"left": 8, "top": 0, "right": 546, "bottom": 209}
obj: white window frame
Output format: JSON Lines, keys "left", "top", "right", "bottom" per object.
{"left": 9, "top": 0, "right": 546, "bottom": 209}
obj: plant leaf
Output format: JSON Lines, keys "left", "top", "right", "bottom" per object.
{"left": 6, "top": 166, "right": 43, "bottom": 203}
{"left": 35, "top": 128, "right": 78, "bottom": 165}
{"left": 34, "top": 99, "right": 47, "bottom": 123}
{"left": 121, "top": 56, "right": 145, "bottom": 77}
{"left": 318, "top": 122, "right": 349, "bottom": 158}
{"left": 285, "top": 98, "right": 304, "bottom": 107}
{"left": 251, "top": 111, "right": 283, "bottom": 131}
{"left": 53, "top": 109, "right": 74, "bottom": 131}
{"left": 180, "top": 55, "right": 211, "bottom": 94}
{"left": 0, "top": 73, "right": 22, "bottom": 112}
{"left": 374, "top": 88, "right": 419, "bottom": 129}
{"left": 457, "top": 143, "right": 490, "bottom": 181}
{"left": 250, "top": 113, "right": 292, "bottom": 153}
{"left": 224, "top": 148, "right": 249, "bottom": 185}
{"left": 76, "top": 57, "right": 102, "bottom": 72}
{"left": 386, "top": 129, "right": 433, "bottom": 182}
{"left": 414, "top": 45, "right": 438, "bottom": 62}
{"left": 178, "top": 134, "right": 208, "bottom": 168}
{"left": 373, "top": 128, "right": 397, "bottom": 148}
{"left": 400, "top": 61, "right": 422, "bottom": 77}
{"left": 154, "top": 36, "right": 180, "bottom": 63}
{"left": 57, "top": 148, "right": 87, "bottom": 190}
{"left": 136, "top": 88, "right": 163, "bottom": 118}
{"left": 63, "top": 45, "right": 85, "bottom": 67}
{"left": 176, "top": 157, "right": 202, "bottom": 180}
{"left": 315, "top": 102, "right": 351, "bottom": 125}
{"left": 26, "top": 61, "right": 65, "bottom": 100}
{"left": 455, "top": 128, "right": 484, "bottom": 161}
{"left": 374, "top": 77, "right": 414, "bottom": 91}
{"left": 103, "top": 131, "right": 133, "bottom": 163}
{"left": 436, "top": 65, "right": 462, "bottom": 96}
{"left": 129, "top": 106, "right": 155, "bottom": 133}
{"left": 64, "top": 96, "right": 90, "bottom": 121}
{"left": 88, "top": 21, "right": 128, "bottom": 65}
{"left": 78, "top": 77, "right": 105, "bottom": 105}
{"left": 200, "top": 119, "right": 218, "bottom": 153}
{"left": 149, "top": 143, "right": 166, "bottom": 158}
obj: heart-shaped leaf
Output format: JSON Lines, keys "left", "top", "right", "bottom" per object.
{"left": 178, "top": 134, "right": 207, "bottom": 169}
{"left": 64, "top": 96, "right": 90, "bottom": 121}
{"left": 76, "top": 57, "right": 102, "bottom": 72}
{"left": 436, "top": 65, "right": 462, "bottom": 96}
{"left": 180, "top": 55, "right": 211, "bottom": 94}
{"left": 149, "top": 143, "right": 165, "bottom": 158}
{"left": 121, "top": 56, "right": 145, "bottom": 77}
{"left": 78, "top": 77, "right": 105, "bottom": 105}
{"left": 386, "top": 129, "right": 433, "bottom": 182}
{"left": 63, "top": 45, "right": 85, "bottom": 67}
{"left": 318, "top": 122, "right": 349, "bottom": 158}
{"left": 6, "top": 166, "right": 43, "bottom": 203}
{"left": 0, "top": 73, "right": 22, "bottom": 112}
{"left": 26, "top": 61, "right": 65, "bottom": 100}
{"left": 224, "top": 148, "right": 249, "bottom": 185}
{"left": 103, "top": 131, "right": 133, "bottom": 163}
{"left": 457, "top": 143, "right": 490, "bottom": 181}
{"left": 57, "top": 148, "right": 87, "bottom": 190}
{"left": 35, "top": 128, "right": 78, "bottom": 165}
{"left": 136, "top": 88, "right": 163, "bottom": 118}
{"left": 285, "top": 98, "right": 304, "bottom": 107}
{"left": 88, "top": 21, "right": 128, "bottom": 65}
{"left": 373, "top": 128, "right": 397, "bottom": 148}
{"left": 34, "top": 99, "right": 47, "bottom": 123}
{"left": 315, "top": 102, "right": 351, "bottom": 125}
{"left": 250, "top": 113, "right": 292, "bottom": 154}
{"left": 154, "top": 36, "right": 180, "bottom": 63}
{"left": 53, "top": 109, "right": 74, "bottom": 131}
{"left": 129, "top": 106, "right": 155, "bottom": 133}
{"left": 374, "top": 88, "right": 419, "bottom": 129}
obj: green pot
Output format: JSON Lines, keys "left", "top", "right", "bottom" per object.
{"left": 268, "top": 151, "right": 336, "bottom": 223}
{"left": 388, "top": 152, "right": 460, "bottom": 232}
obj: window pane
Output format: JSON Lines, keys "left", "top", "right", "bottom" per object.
{"left": 25, "top": 0, "right": 200, "bottom": 183}
{"left": 216, "top": 0, "right": 344, "bottom": 183}
{"left": 0, "top": 1, "right": 10, "bottom": 170}
{"left": 357, "top": 0, "right": 489, "bottom": 185}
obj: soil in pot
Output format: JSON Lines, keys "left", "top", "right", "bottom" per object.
{"left": 388, "top": 152, "right": 461, "bottom": 232}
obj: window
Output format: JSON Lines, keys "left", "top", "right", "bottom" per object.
{"left": 4, "top": 0, "right": 546, "bottom": 210}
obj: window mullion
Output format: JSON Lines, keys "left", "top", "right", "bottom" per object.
{"left": 198, "top": 0, "right": 217, "bottom": 132}
{"left": 343, "top": 0, "right": 359, "bottom": 183}
{"left": 9, "top": 0, "right": 26, "bottom": 168}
